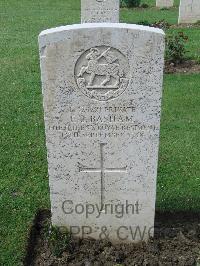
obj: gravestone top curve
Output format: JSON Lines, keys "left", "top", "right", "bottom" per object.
{"left": 39, "top": 23, "right": 164, "bottom": 46}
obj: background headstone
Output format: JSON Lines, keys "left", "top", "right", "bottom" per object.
{"left": 39, "top": 23, "right": 165, "bottom": 243}
{"left": 156, "top": 0, "right": 174, "bottom": 8}
{"left": 178, "top": 0, "right": 200, "bottom": 24}
{"left": 81, "top": 0, "right": 119, "bottom": 23}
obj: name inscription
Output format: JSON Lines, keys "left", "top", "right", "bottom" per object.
{"left": 48, "top": 104, "right": 158, "bottom": 139}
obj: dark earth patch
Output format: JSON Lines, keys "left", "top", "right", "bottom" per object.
{"left": 165, "top": 60, "right": 200, "bottom": 74}
{"left": 24, "top": 210, "right": 200, "bottom": 266}
{"left": 170, "top": 23, "right": 200, "bottom": 29}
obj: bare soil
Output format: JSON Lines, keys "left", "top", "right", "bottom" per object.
{"left": 170, "top": 23, "right": 200, "bottom": 29}
{"left": 24, "top": 210, "right": 200, "bottom": 266}
{"left": 165, "top": 60, "right": 200, "bottom": 74}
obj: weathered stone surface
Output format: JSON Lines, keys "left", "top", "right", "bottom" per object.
{"left": 156, "top": 0, "right": 173, "bottom": 8}
{"left": 178, "top": 0, "right": 200, "bottom": 24}
{"left": 81, "top": 0, "right": 119, "bottom": 23}
{"left": 39, "top": 23, "right": 165, "bottom": 243}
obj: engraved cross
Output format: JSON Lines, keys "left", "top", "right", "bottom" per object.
{"left": 79, "top": 143, "right": 127, "bottom": 210}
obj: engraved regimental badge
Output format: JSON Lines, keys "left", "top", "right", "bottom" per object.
{"left": 75, "top": 46, "right": 130, "bottom": 101}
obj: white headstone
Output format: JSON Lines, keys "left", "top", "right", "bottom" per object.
{"left": 178, "top": 0, "right": 200, "bottom": 24}
{"left": 156, "top": 0, "right": 174, "bottom": 8}
{"left": 39, "top": 23, "right": 165, "bottom": 243}
{"left": 81, "top": 0, "right": 119, "bottom": 23}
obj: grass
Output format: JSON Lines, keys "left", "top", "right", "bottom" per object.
{"left": 121, "top": 0, "right": 180, "bottom": 24}
{"left": 121, "top": 5, "right": 179, "bottom": 25}
{"left": 0, "top": 0, "right": 199, "bottom": 265}
{"left": 157, "top": 74, "right": 200, "bottom": 210}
